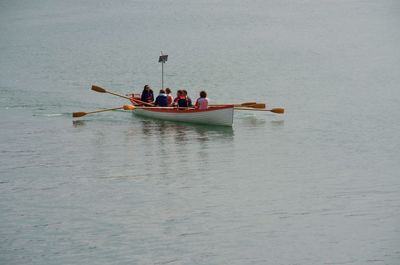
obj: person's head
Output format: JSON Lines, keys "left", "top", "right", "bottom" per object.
{"left": 200, "top": 90, "right": 207, "bottom": 98}
{"left": 182, "top": 90, "right": 188, "bottom": 96}
{"left": 177, "top": 90, "right": 182, "bottom": 96}
{"left": 165, "top": 88, "right": 171, "bottom": 94}
{"left": 159, "top": 89, "right": 165, "bottom": 94}
{"left": 143, "top": 85, "right": 150, "bottom": 91}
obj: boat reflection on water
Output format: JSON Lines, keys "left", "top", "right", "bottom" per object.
{"left": 270, "top": 120, "right": 285, "bottom": 127}
{"left": 138, "top": 118, "right": 234, "bottom": 144}
{"left": 70, "top": 113, "right": 236, "bottom": 178}
{"left": 72, "top": 120, "right": 86, "bottom": 127}
{"left": 123, "top": 118, "right": 235, "bottom": 177}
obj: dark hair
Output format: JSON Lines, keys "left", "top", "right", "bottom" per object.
{"left": 165, "top": 88, "right": 171, "bottom": 94}
{"left": 200, "top": 90, "right": 207, "bottom": 98}
{"left": 159, "top": 89, "right": 165, "bottom": 94}
{"left": 182, "top": 90, "right": 188, "bottom": 95}
{"left": 143, "top": 85, "right": 150, "bottom": 90}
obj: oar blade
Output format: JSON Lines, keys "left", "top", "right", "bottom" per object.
{"left": 270, "top": 108, "right": 285, "bottom": 114}
{"left": 250, "top": 103, "right": 266, "bottom": 109}
{"left": 72, "top": 112, "right": 87, "bottom": 118}
{"left": 91, "top": 85, "right": 107, "bottom": 93}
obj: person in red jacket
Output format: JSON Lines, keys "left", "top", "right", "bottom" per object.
{"left": 173, "top": 90, "right": 189, "bottom": 108}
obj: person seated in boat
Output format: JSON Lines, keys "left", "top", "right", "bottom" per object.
{"left": 195, "top": 90, "right": 209, "bottom": 110}
{"left": 154, "top": 89, "right": 168, "bottom": 107}
{"left": 182, "top": 90, "right": 193, "bottom": 107}
{"left": 173, "top": 90, "right": 189, "bottom": 108}
{"left": 165, "top": 87, "right": 174, "bottom": 106}
{"left": 140, "top": 85, "right": 154, "bottom": 103}
{"left": 173, "top": 90, "right": 181, "bottom": 106}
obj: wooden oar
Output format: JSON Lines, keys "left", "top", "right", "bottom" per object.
{"left": 238, "top": 102, "right": 257, "bottom": 107}
{"left": 210, "top": 103, "right": 265, "bottom": 109}
{"left": 91, "top": 85, "right": 267, "bottom": 110}
{"left": 234, "top": 107, "right": 285, "bottom": 114}
{"left": 244, "top": 103, "right": 266, "bottom": 109}
{"left": 91, "top": 85, "right": 155, "bottom": 106}
{"left": 91, "top": 85, "right": 132, "bottom": 100}
{"left": 208, "top": 103, "right": 266, "bottom": 109}
{"left": 129, "top": 97, "right": 155, "bottom": 107}
{"left": 72, "top": 105, "right": 135, "bottom": 118}
{"left": 211, "top": 102, "right": 256, "bottom": 107}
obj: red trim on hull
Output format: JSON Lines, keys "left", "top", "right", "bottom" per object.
{"left": 137, "top": 105, "right": 234, "bottom": 113}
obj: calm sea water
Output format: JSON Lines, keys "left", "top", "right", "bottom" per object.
{"left": 1, "top": 1, "right": 400, "bottom": 264}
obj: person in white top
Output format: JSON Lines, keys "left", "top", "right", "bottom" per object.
{"left": 165, "top": 87, "right": 174, "bottom": 106}
{"left": 195, "top": 90, "right": 209, "bottom": 110}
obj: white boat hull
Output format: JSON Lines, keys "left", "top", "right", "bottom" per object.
{"left": 133, "top": 105, "right": 234, "bottom": 126}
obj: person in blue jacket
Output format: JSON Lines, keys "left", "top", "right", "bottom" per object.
{"left": 154, "top": 89, "right": 168, "bottom": 107}
{"left": 182, "top": 90, "right": 192, "bottom": 107}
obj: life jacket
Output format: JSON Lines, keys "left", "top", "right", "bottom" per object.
{"left": 196, "top": 97, "right": 209, "bottom": 110}
{"left": 141, "top": 90, "right": 154, "bottom": 103}
{"left": 177, "top": 95, "right": 188, "bottom": 108}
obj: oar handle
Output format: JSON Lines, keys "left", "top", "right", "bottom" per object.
{"left": 91, "top": 84, "right": 156, "bottom": 106}
{"left": 130, "top": 97, "right": 155, "bottom": 107}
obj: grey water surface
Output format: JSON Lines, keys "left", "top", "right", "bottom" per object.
{"left": 1, "top": 0, "right": 400, "bottom": 264}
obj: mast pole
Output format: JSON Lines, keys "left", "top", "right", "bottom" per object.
{"left": 158, "top": 52, "right": 168, "bottom": 90}
{"left": 162, "top": 61, "right": 164, "bottom": 89}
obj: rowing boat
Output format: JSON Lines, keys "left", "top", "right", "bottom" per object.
{"left": 132, "top": 105, "right": 234, "bottom": 126}
{"left": 76, "top": 86, "right": 284, "bottom": 125}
